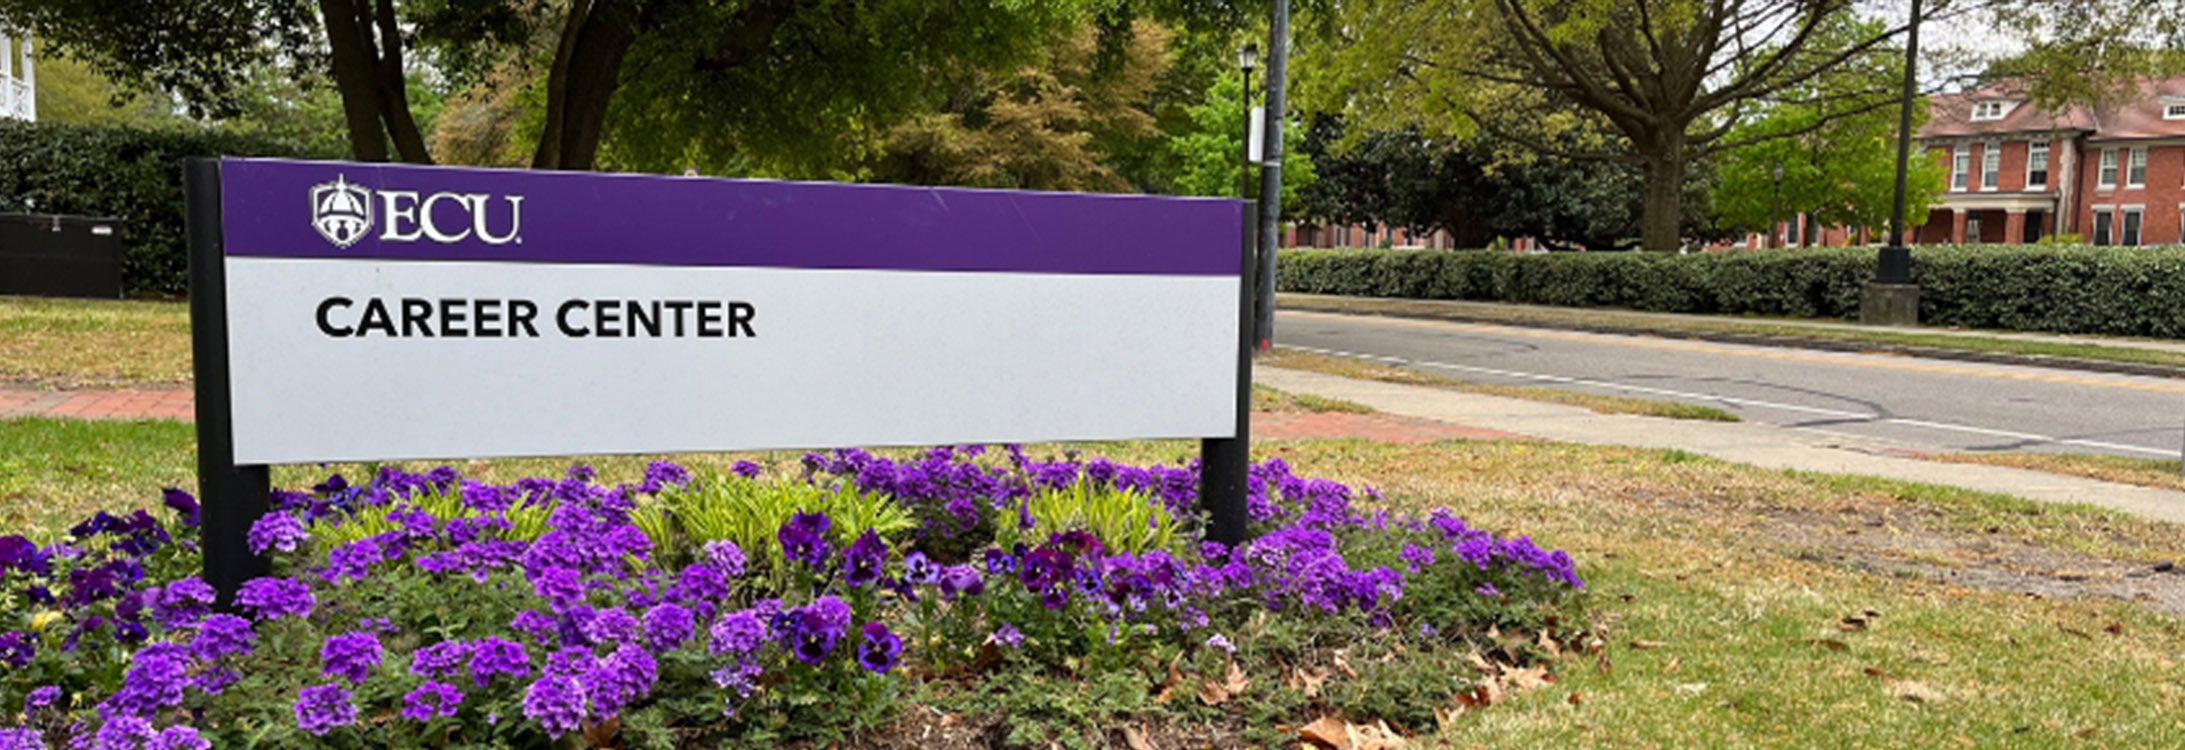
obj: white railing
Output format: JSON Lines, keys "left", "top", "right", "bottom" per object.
{"left": 1, "top": 78, "right": 28, "bottom": 121}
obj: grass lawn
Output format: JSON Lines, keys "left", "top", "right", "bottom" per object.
{"left": 1263, "top": 347, "right": 1742, "bottom": 422}
{"left": 8, "top": 419, "right": 2184, "bottom": 746}
{"left": 0, "top": 297, "right": 193, "bottom": 388}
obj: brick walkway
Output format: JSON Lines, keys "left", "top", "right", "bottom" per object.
{"left": 0, "top": 389, "right": 1516, "bottom": 443}
{"left": 0, "top": 389, "right": 195, "bottom": 421}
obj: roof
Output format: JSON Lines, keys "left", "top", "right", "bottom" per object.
{"left": 1921, "top": 80, "right": 2096, "bottom": 140}
{"left": 2082, "top": 77, "right": 2185, "bottom": 141}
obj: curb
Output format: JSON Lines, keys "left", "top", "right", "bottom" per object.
{"left": 1279, "top": 296, "right": 2185, "bottom": 382}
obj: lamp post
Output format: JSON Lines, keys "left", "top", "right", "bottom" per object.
{"left": 1772, "top": 163, "right": 1784, "bottom": 249}
{"left": 1238, "top": 43, "right": 1259, "bottom": 200}
{"left": 1862, "top": 0, "right": 1921, "bottom": 324}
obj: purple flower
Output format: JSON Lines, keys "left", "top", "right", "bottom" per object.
{"left": 1400, "top": 544, "right": 1437, "bottom": 573}
{"left": 842, "top": 530, "right": 887, "bottom": 588}
{"left": 1205, "top": 634, "right": 1235, "bottom": 653}
{"left": 702, "top": 540, "right": 747, "bottom": 578}
{"left": 582, "top": 607, "right": 641, "bottom": 645}
{"left": 161, "top": 488, "right": 202, "bottom": 528}
{"left": 642, "top": 603, "right": 695, "bottom": 652}
{"left": 410, "top": 640, "right": 473, "bottom": 680}
{"left": 191, "top": 614, "right": 256, "bottom": 661}
{"left": 902, "top": 551, "right": 940, "bottom": 585}
{"left": 511, "top": 610, "right": 559, "bottom": 643}
{"left": 584, "top": 643, "right": 657, "bottom": 718}
{"left": 0, "top": 632, "right": 32, "bottom": 669}
{"left": 0, "top": 729, "right": 45, "bottom": 750}
{"left": 782, "top": 596, "right": 850, "bottom": 664}
{"left": 236, "top": 577, "right": 315, "bottom": 621}
{"left": 778, "top": 511, "right": 832, "bottom": 568}
{"left": 402, "top": 680, "right": 464, "bottom": 721}
{"left": 470, "top": 637, "right": 532, "bottom": 688}
{"left": 1475, "top": 582, "right": 1501, "bottom": 598}
{"left": 104, "top": 643, "right": 189, "bottom": 717}
{"left": 246, "top": 513, "right": 307, "bottom": 555}
{"left": 531, "top": 567, "right": 588, "bottom": 612}
{"left": 730, "top": 460, "right": 763, "bottom": 479}
{"left": 146, "top": 725, "right": 210, "bottom": 750}
{"left": 937, "top": 565, "right": 986, "bottom": 600}
{"left": 676, "top": 562, "right": 731, "bottom": 602}
{"left": 0, "top": 536, "right": 49, "bottom": 576}
{"left": 152, "top": 577, "right": 216, "bottom": 629}
{"left": 25, "top": 685, "right": 60, "bottom": 716}
{"left": 321, "top": 631, "right": 384, "bottom": 685}
{"left": 521, "top": 675, "right": 586, "bottom": 738}
{"left": 293, "top": 683, "right": 357, "bottom": 736}
{"left": 93, "top": 715, "right": 153, "bottom": 750}
{"left": 710, "top": 608, "right": 769, "bottom": 656}
{"left": 988, "top": 624, "right": 1024, "bottom": 649}
{"left": 857, "top": 622, "right": 902, "bottom": 674}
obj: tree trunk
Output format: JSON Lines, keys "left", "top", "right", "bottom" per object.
{"left": 532, "top": 0, "right": 638, "bottom": 171}
{"left": 318, "top": 0, "right": 389, "bottom": 162}
{"left": 371, "top": 0, "right": 432, "bottom": 164}
{"left": 1639, "top": 155, "right": 1684, "bottom": 252}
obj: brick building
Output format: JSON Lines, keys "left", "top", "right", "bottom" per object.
{"left": 1922, "top": 78, "right": 2185, "bottom": 246}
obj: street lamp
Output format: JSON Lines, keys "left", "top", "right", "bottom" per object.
{"left": 1863, "top": 0, "right": 1921, "bottom": 324}
{"left": 1238, "top": 43, "right": 1259, "bottom": 199}
{"left": 1772, "top": 163, "right": 1784, "bottom": 249}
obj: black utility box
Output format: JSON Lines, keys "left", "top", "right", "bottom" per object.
{"left": 0, "top": 213, "right": 125, "bottom": 299}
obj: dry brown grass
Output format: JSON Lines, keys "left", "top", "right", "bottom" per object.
{"left": 1260, "top": 347, "right": 1740, "bottom": 421}
{"left": 1927, "top": 451, "right": 2185, "bottom": 493}
{"left": 0, "top": 298, "right": 192, "bottom": 388}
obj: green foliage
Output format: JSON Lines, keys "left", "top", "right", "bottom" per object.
{"left": 1004, "top": 483, "right": 1178, "bottom": 555}
{"left": 653, "top": 473, "right": 914, "bottom": 568}
{"left": 1166, "top": 70, "right": 1316, "bottom": 212}
{"left": 0, "top": 120, "right": 336, "bottom": 295}
{"left": 1279, "top": 244, "right": 2185, "bottom": 337}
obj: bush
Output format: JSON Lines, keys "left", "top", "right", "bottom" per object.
{"left": 0, "top": 121, "right": 336, "bottom": 296}
{"left": 0, "top": 448, "right": 1587, "bottom": 748}
{"left": 1278, "top": 245, "right": 2185, "bottom": 337}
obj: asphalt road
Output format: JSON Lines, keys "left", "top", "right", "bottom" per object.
{"left": 1273, "top": 310, "right": 2185, "bottom": 460}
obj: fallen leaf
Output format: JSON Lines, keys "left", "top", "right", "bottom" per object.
{"left": 1504, "top": 664, "right": 1553, "bottom": 692}
{"left": 1863, "top": 667, "right": 1892, "bottom": 679}
{"left": 1223, "top": 660, "right": 1251, "bottom": 696}
{"left": 1838, "top": 616, "right": 1869, "bottom": 631}
{"left": 1298, "top": 716, "right": 1351, "bottom": 750}
{"left": 1198, "top": 679, "right": 1229, "bottom": 706}
{"left": 1663, "top": 657, "right": 1682, "bottom": 675}
{"left": 1537, "top": 631, "right": 1562, "bottom": 659}
{"left": 1567, "top": 691, "right": 1585, "bottom": 706}
{"left": 1154, "top": 659, "right": 1182, "bottom": 703}
{"left": 2104, "top": 621, "right": 2124, "bottom": 636}
{"left": 1674, "top": 682, "right": 1709, "bottom": 697}
{"left": 1434, "top": 706, "right": 1461, "bottom": 733}
{"left": 1351, "top": 720, "right": 1407, "bottom": 750}
{"left": 1335, "top": 650, "right": 1360, "bottom": 680}
{"left": 1123, "top": 724, "right": 1155, "bottom": 750}
{"left": 1291, "top": 667, "right": 1330, "bottom": 697}
{"left": 1630, "top": 639, "right": 1667, "bottom": 650}
{"left": 1890, "top": 680, "right": 1943, "bottom": 703}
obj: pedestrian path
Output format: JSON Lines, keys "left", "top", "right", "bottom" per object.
{"left": 1258, "top": 366, "right": 2185, "bottom": 526}
{"left": 0, "top": 389, "right": 193, "bottom": 420}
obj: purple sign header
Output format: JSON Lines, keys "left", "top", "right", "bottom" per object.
{"left": 218, "top": 158, "right": 1242, "bottom": 276}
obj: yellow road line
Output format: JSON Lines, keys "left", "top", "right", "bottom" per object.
{"left": 1286, "top": 310, "right": 2185, "bottom": 395}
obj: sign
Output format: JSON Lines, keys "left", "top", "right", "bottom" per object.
{"left": 207, "top": 158, "right": 1244, "bottom": 464}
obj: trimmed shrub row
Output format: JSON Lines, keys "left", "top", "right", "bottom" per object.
{"left": 1276, "top": 245, "right": 2185, "bottom": 339}
{"left": 0, "top": 121, "right": 334, "bottom": 296}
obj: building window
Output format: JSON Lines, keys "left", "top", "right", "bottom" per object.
{"left": 2123, "top": 208, "right": 2144, "bottom": 246}
{"left": 2129, "top": 147, "right": 2148, "bottom": 187}
{"left": 2027, "top": 140, "right": 2049, "bottom": 188}
{"left": 2167, "top": 102, "right": 2185, "bottom": 120}
{"left": 1966, "top": 215, "right": 1983, "bottom": 243}
{"left": 1981, "top": 143, "right": 2000, "bottom": 190}
{"left": 2099, "top": 149, "right": 2119, "bottom": 188}
{"left": 2093, "top": 209, "right": 2113, "bottom": 246}
{"left": 1952, "top": 148, "right": 1970, "bottom": 190}
{"left": 1971, "top": 101, "right": 2008, "bottom": 121}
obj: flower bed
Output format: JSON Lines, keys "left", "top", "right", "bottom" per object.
{"left": 0, "top": 446, "right": 1585, "bottom": 748}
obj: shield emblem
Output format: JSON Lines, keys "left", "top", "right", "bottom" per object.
{"left": 310, "top": 176, "right": 374, "bottom": 248}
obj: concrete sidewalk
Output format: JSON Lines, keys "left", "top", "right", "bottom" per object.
{"left": 1258, "top": 365, "right": 2185, "bottom": 526}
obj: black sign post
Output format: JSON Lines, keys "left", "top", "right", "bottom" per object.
{"left": 1199, "top": 205, "right": 1256, "bottom": 546}
{"left": 184, "top": 160, "right": 270, "bottom": 603}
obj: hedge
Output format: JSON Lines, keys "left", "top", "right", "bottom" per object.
{"left": 0, "top": 121, "right": 335, "bottom": 296}
{"left": 1277, "top": 245, "right": 2185, "bottom": 338}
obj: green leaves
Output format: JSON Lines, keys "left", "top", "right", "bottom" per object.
{"left": 1005, "top": 483, "right": 1179, "bottom": 555}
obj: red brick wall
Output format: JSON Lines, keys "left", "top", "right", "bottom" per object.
{"left": 2076, "top": 144, "right": 2185, "bottom": 245}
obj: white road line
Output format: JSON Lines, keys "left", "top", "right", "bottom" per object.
{"left": 1281, "top": 344, "right": 2179, "bottom": 458}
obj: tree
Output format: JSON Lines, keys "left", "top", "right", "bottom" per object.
{"left": 25, "top": 55, "right": 183, "bottom": 128}
{"left": 1300, "top": 0, "right": 1941, "bottom": 251}
{"left": 1167, "top": 70, "right": 1316, "bottom": 210}
{"left": 1714, "top": 94, "right": 1946, "bottom": 244}
{"left": 865, "top": 21, "right": 1173, "bottom": 193}
{"left": 0, "top": 0, "right": 1093, "bottom": 171}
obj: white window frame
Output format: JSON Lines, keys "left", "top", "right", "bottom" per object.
{"left": 1966, "top": 214, "right": 1984, "bottom": 243}
{"left": 2122, "top": 205, "right": 2145, "bottom": 246}
{"left": 1981, "top": 142, "right": 2001, "bottom": 190}
{"left": 2129, "top": 147, "right": 2149, "bottom": 188}
{"left": 1971, "top": 101, "right": 2008, "bottom": 121}
{"left": 2166, "top": 102, "right": 2185, "bottom": 120}
{"left": 1952, "top": 147, "right": 1970, "bottom": 191}
{"left": 2099, "top": 149, "right": 2119, "bottom": 188}
{"left": 2026, "top": 139, "right": 2050, "bottom": 189}
{"left": 2092, "top": 205, "right": 2115, "bottom": 245}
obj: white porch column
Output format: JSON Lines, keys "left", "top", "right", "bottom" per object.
{"left": 19, "top": 36, "right": 31, "bottom": 121}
